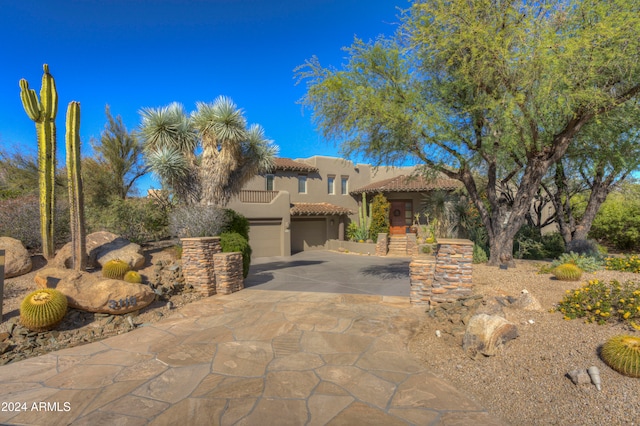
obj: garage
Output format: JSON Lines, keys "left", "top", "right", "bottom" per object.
{"left": 291, "top": 218, "right": 326, "bottom": 253}
{"left": 248, "top": 220, "right": 283, "bottom": 258}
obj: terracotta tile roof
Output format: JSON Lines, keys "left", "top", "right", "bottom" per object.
{"left": 351, "top": 175, "right": 462, "bottom": 194}
{"left": 290, "top": 202, "right": 354, "bottom": 216}
{"left": 273, "top": 158, "right": 319, "bottom": 172}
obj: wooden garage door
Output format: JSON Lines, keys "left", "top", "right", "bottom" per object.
{"left": 291, "top": 219, "right": 326, "bottom": 253}
{"left": 248, "top": 220, "right": 282, "bottom": 258}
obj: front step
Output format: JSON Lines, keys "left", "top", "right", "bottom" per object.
{"left": 388, "top": 235, "right": 408, "bottom": 256}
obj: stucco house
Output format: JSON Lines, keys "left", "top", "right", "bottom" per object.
{"left": 227, "top": 155, "right": 461, "bottom": 258}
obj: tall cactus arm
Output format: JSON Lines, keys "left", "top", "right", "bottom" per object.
{"left": 66, "top": 101, "right": 87, "bottom": 271}
{"left": 19, "top": 80, "right": 41, "bottom": 121}
{"left": 40, "top": 64, "right": 58, "bottom": 119}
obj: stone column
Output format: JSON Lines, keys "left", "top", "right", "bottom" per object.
{"left": 375, "top": 233, "right": 388, "bottom": 256}
{"left": 409, "top": 255, "right": 435, "bottom": 306}
{"left": 213, "top": 252, "right": 244, "bottom": 294}
{"left": 180, "top": 237, "right": 221, "bottom": 297}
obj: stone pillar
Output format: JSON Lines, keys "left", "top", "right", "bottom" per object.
{"left": 213, "top": 252, "right": 244, "bottom": 295}
{"left": 406, "top": 233, "right": 418, "bottom": 256}
{"left": 375, "top": 233, "right": 388, "bottom": 256}
{"left": 409, "top": 238, "right": 474, "bottom": 307}
{"left": 409, "top": 255, "right": 435, "bottom": 306}
{"left": 181, "top": 237, "right": 221, "bottom": 297}
{"left": 432, "top": 239, "right": 474, "bottom": 303}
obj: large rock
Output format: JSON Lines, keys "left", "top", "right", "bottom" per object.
{"left": 0, "top": 237, "right": 32, "bottom": 278}
{"left": 462, "top": 313, "right": 519, "bottom": 359}
{"left": 510, "top": 289, "right": 543, "bottom": 312}
{"left": 35, "top": 267, "right": 154, "bottom": 314}
{"left": 53, "top": 231, "right": 145, "bottom": 270}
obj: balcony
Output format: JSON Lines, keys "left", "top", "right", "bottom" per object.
{"left": 238, "top": 190, "right": 279, "bottom": 203}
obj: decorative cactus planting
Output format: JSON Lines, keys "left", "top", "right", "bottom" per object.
{"left": 65, "top": 101, "right": 87, "bottom": 271}
{"left": 554, "top": 263, "right": 583, "bottom": 281}
{"left": 102, "top": 259, "right": 130, "bottom": 280}
{"left": 601, "top": 335, "right": 640, "bottom": 378}
{"left": 20, "top": 288, "right": 68, "bottom": 332}
{"left": 18, "top": 64, "right": 58, "bottom": 259}
{"left": 123, "top": 271, "right": 142, "bottom": 283}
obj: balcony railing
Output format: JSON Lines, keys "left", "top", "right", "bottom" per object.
{"left": 239, "top": 190, "right": 279, "bottom": 203}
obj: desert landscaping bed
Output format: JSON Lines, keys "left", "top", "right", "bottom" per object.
{"left": 408, "top": 260, "right": 640, "bottom": 425}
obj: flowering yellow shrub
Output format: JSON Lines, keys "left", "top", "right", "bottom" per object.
{"left": 605, "top": 255, "right": 640, "bottom": 273}
{"left": 556, "top": 279, "right": 640, "bottom": 325}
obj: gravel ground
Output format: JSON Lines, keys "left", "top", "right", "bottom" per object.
{"left": 408, "top": 260, "right": 640, "bottom": 426}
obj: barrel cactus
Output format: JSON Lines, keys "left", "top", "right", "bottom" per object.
{"left": 20, "top": 288, "right": 68, "bottom": 332}
{"left": 123, "top": 270, "right": 142, "bottom": 283}
{"left": 102, "top": 259, "right": 130, "bottom": 280}
{"left": 554, "top": 263, "right": 583, "bottom": 281}
{"left": 601, "top": 335, "right": 640, "bottom": 378}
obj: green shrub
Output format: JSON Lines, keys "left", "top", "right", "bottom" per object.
{"left": 473, "top": 244, "right": 488, "bottom": 264}
{"left": 556, "top": 279, "right": 640, "bottom": 325}
{"left": 368, "top": 193, "right": 390, "bottom": 243}
{"left": 590, "top": 192, "right": 640, "bottom": 251}
{"left": 223, "top": 209, "right": 250, "bottom": 241}
{"left": 220, "top": 232, "right": 252, "bottom": 278}
{"left": 551, "top": 252, "right": 603, "bottom": 273}
{"left": 347, "top": 221, "right": 368, "bottom": 241}
{"left": 514, "top": 226, "right": 565, "bottom": 260}
{"left": 606, "top": 255, "right": 640, "bottom": 273}
{"left": 169, "top": 204, "right": 228, "bottom": 238}
{"left": 87, "top": 197, "right": 169, "bottom": 244}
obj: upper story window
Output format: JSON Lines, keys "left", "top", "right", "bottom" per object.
{"left": 341, "top": 176, "right": 348, "bottom": 195}
{"left": 298, "top": 174, "right": 307, "bottom": 194}
{"left": 327, "top": 175, "right": 335, "bottom": 194}
{"left": 265, "top": 174, "right": 274, "bottom": 191}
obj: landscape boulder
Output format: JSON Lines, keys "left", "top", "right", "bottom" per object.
{"left": 53, "top": 231, "right": 145, "bottom": 270}
{"left": 0, "top": 236, "right": 32, "bottom": 278}
{"left": 462, "top": 313, "right": 519, "bottom": 359}
{"left": 510, "top": 289, "right": 543, "bottom": 312}
{"left": 35, "top": 267, "right": 154, "bottom": 314}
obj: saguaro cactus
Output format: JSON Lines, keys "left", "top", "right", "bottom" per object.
{"left": 65, "top": 102, "right": 87, "bottom": 271}
{"left": 18, "top": 64, "right": 57, "bottom": 259}
{"left": 359, "top": 193, "right": 372, "bottom": 232}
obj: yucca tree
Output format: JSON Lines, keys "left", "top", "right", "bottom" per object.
{"left": 139, "top": 103, "right": 201, "bottom": 205}
{"left": 139, "top": 97, "right": 277, "bottom": 206}
{"left": 192, "top": 96, "right": 277, "bottom": 206}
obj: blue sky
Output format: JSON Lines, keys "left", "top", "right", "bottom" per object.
{"left": 0, "top": 0, "right": 408, "bottom": 193}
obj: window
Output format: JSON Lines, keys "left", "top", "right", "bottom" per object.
{"left": 298, "top": 175, "right": 307, "bottom": 193}
{"left": 327, "top": 175, "right": 335, "bottom": 194}
{"left": 405, "top": 201, "right": 413, "bottom": 226}
{"left": 341, "top": 176, "right": 348, "bottom": 195}
{"left": 265, "top": 174, "right": 274, "bottom": 191}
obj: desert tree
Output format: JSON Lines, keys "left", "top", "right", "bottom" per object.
{"left": 296, "top": 0, "right": 640, "bottom": 265}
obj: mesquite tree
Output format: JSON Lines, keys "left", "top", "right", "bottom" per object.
{"left": 297, "top": 0, "right": 640, "bottom": 266}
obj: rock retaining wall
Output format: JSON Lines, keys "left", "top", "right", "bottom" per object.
{"left": 375, "top": 233, "right": 388, "bottom": 256}
{"left": 409, "top": 238, "right": 474, "bottom": 307}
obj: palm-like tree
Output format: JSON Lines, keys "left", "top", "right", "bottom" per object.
{"left": 139, "top": 97, "right": 277, "bottom": 206}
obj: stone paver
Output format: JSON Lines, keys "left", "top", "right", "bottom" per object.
{"left": 0, "top": 289, "right": 504, "bottom": 425}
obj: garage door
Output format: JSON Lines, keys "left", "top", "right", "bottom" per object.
{"left": 291, "top": 219, "right": 326, "bottom": 253}
{"left": 249, "top": 220, "right": 282, "bottom": 258}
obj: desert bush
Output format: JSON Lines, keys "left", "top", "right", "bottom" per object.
{"left": 0, "top": 195, "right": 70, "bottom": 251}
{"left": 219, "top": 231, "right": 252, "bottom": 278}
{"left": 169, "top": 204, "right": 229, "bottom": 238}
{"left": 556, "top": 279, "right": 640, "bottom": 326}
{"left": 589, "top": 192, "right": 640, "bottom": 251}
{"left": 566, "top": 239, "right": 601, "bottom": 258}
{"left": 605, "top": 255, "right": 640, "bottom": 274}
{"left": 473, "top": 244, "right": 488, "bottom": 264}
{"left": 514, "top": 225, "right": 565, "bottom": 260}
{"left": 550, "top": 252, "right": 603, "bottom": 273}
{"left": 223, "top": 209, "right": 250, "bottom": 241}
{"left": 368, "top": 193, "right": 390, "bottom": 242}
{"left": 347, "top": 221, "right": 368, "bottom": 241}
{"left": 88, "top": 197, "right": 169, "bottom": 244}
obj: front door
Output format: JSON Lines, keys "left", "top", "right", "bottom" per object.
{"left": 390, "top": 201, "right": 408, "bottom": 235}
